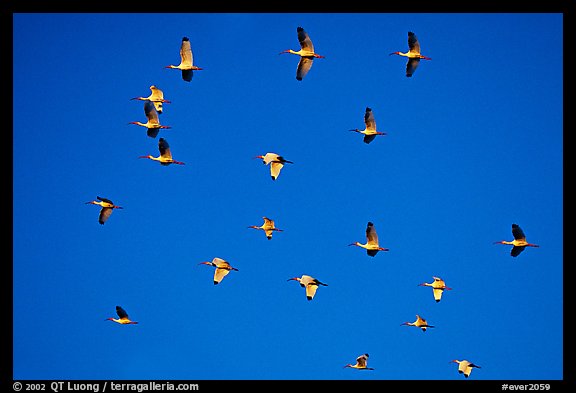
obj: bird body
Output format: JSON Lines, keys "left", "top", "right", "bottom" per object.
{"left": 248, "top": 216, "right": 283, "bottom": 240}
{"left": 349, "top": 221, "right": 389, "bottom": 256}
{"left": 139, "top": 137, "right": 185, "bottom": 166}
{"left": 401, "top": 314, "right": 435, "bottom": 332}
{"left": 254, "top": 152, "right": 293, "bottom": 180}
{"left": 199, "top": 257, "right": 238, "bottom": 285}
{"left": 129, "top": 100, "right": 171, "bottom": 138}
{"left": 390, "top": 31, "right": 431, "bottom": 77}
{"left": 418, "top": 276, "right": 452, "bottom": 302}
{"left": 494, "top": 224, "right": 539, "bottom": 257}
{"left": 450, "top": 359, "right": 481, "bottom": 378}
{"left": 287, "top": 274, "right": 327, "bottom": 300}
{"left": 280, "top": 26, "right": 324, "bottom": 81}
{"left": 344, "top": 353, "right": 374, "bottom": 370}
{"left": 131, "top": 85, "right": 171, "bottom": 114}
{"left": 106, "top": 306, "right": 138, "bottom": 325}
{"left": 85, "top": 196, "right": 123, "bottom": 224}
{"left": 165, "top": 37, "right": 203, "bottom": 82}
{"left": 350, "top": 107, "right": 387, "bottom": 144}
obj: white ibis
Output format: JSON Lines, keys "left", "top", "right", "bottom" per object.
{"left": 418, "top": 276, "right": 452, "bottom": 303}
{"left": 494, "top": 223, "right": 540, "bottom": 257}
{"left": 165, "top": 36, "right": 203, "bottom": 82}
{"left": 401, "top": 314, "right": 435, "bottom": 332}
{"left": 390, "top": 31, "right": 432, "bottom": 77}
{"left": 450, "top": 359, "right": 481, "bottom": 378}
{"left": 106, "top": 306, "right": 138, "bottom": 325}
{"left": 131, "top": 85, "right": 171, "bottom": 114}
{"left": 139, "top": 137, "right": 185, "bottom": 166}
{"left": 349, "top": 107, "right": 387, "bottom": 144}
{"left": 349, "top": 221, "right": 389, "bottom": 256}
{"left": 254, "top": 152, "right": 293, "bottom": 180}
{"left": 128, "top": 100, "right": 171, "bottom": 138}
{"left": 248, "top": 216, "right": 283, "bottom": 240}
{"left": 198, "top": 257, "right": 238, "bottom": 285}
{"left": 344, "top": 353, "right": 374, "bottom": 370}
{"left": 279, "top": 26, "right": 325, "bottom": 81}
{"left": 287, "top": 274, "right": 327, "bottom": 301}
{"left": 85, "top": 196, "right": 123, "bottom": 225}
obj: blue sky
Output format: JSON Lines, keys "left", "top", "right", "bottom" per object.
{"left": 12, "top": 12, "right": 564, "bottom": 383}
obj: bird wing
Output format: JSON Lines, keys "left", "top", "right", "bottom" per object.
{"left": 407, "top": 32, "right": 421, "bottom": 54}
{"left": 149, "top": 87, "right": 164, "bottom": 113}
{"left": 97, "top": 196, "right": 114, "bottom": 204}
{"left": 356, "top": 354, "right": 368, "bottom": 368}
{"left": 263, "top": 217, "right": 273, "bottom": 227}
{"left": 149, "top": 86, "right": 164, "bottom": 101}
{"left": 297, "top": 27, "right": 314, "bottom": 52}
{"left": 510, "top": 245, "right": 525, "bottom": 257}
{"left": 433, "top": 287, "right": 444, "bottom": 302}
{"left": 512, "top": 224, "right": 526, "bottom": 241}
{"left": 147, "top": 127, "right": 160, "bottom": 138}
{"left": 180, "top": 37, "right": 193, "bottom": 67}
{"left": 270, "top": 162, "right": 284, "bottom": 180}
{"left": 116, "top": 306, "right": 129, "bottom": 319}
{"left": 406, "top": 58, "right": 420, "bottom": 77}
{"left": 144, "top": 100, "right": 160, "bottom": 124}
{"left": 262, "top": 153, "right": 278, "bottom": 165}
{"left": 366, "top": 222, "right": 379, "bottom": 245}
{"left": 99, "top": 207, "right": 113, "bottom": 224}
{"left": 182, "top": 69, "right": 193, "bottom": 82}
{"left": 214, "top": 267, "right": 231, "bottom": 283}
{"left": 152, "top": 101, "right": 163, "bottom": 114}
{"left": 158, "top": 138, "right": 173, "bottom": 159}
{"left": 363, "top": 134, "right": 377, "bottom": 144}
{"left": 212, "top": 257, "right": 228, "bottom": 267}
{"left": 364, "top": 107, "right": 376, "bottom": 131}
{"left": 305, "top": 283, "right": 319, "bottom": 300}
{"left": 296, "top": 57, "right": 313, "bottom": 81}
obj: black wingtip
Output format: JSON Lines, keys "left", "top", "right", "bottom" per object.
{"left": 182, "top": 36, "right": 190, "bottom": 41}
{"left": 297, "top": 27, "right": 304, "bottom": 32}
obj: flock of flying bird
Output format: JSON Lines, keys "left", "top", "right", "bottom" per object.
{"left": 84, "top": 27, "right": 541, "bottom": 379}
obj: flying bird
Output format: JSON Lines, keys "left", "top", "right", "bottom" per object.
{"left": 139, "top": 137, "right": 185, "bottom": 166}
{"left": 418, "top": 276, "right": 452, "bottom": 302}
{"left": 248, "top": 216, "right": 283, "bottom": 240}
{"left": 401, "top": 314, "right": 435, "bottom": 332}
{"left": 390, "top": 31, "right": 432, "bottom": 77}
{"left": 131, "top": 85, "right": 171, "bottom": 114}
{"left": 106, "top": 306, "right": 138, "bottom": 325}
{"left": 349, "top": 221, "right": 389, "bottom": 256}
{"left": 128, "top": 100, "right": 171, "bottom": 138}
{"left": 287, "top": 275, "right": 328, "bottom": 301}
{"left": 493, "top": 223, "right": 540, "bottom": 257}
{"left": 198, "top": 257, "right": 238, "bottom": 285}
{"left": 344, "top": 353, "right": 374, "bottom": 370}
{"left": 349, "top": 107, "right": 387, "bottom": 144}
{"left": 85, "top": 196, "right": 123, "bottom": 225}
{"left": 254, "top": 152, "right": 293, "bottom": 180}
{"left": 165, "top": 36, "right": 203, "bottom": 82}
{"left": 279, "top": 26, "right": 325, "bottom": 81}
{"left": 450, "top": 359, "right": 481, "bottom": 378}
